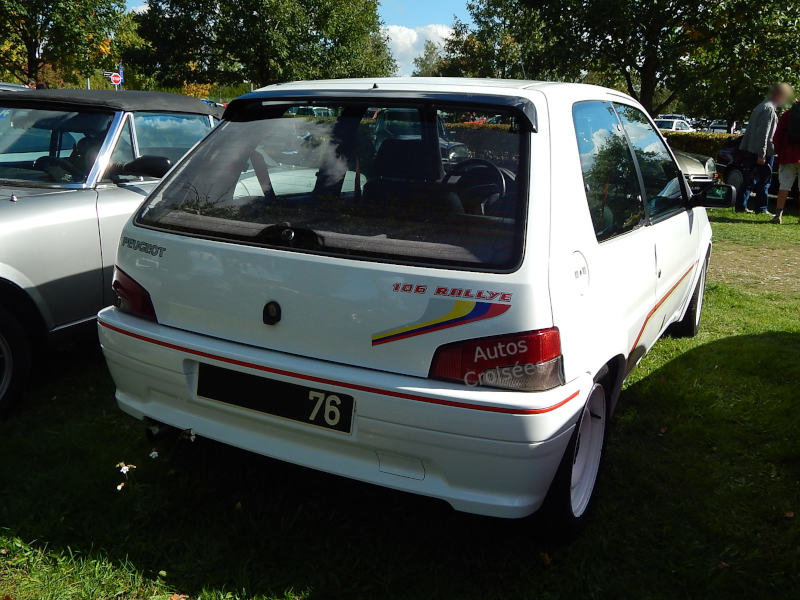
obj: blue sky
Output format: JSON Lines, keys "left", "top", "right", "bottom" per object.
{"left": 125, "top": 0, "right": 469, "bottom": 75}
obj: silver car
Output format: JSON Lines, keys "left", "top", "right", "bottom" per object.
{"left": 0, "top": 89, "right": 219, "bottom": 411}
{"left": 673, "top": 150, "right": 718, "bottom": 193}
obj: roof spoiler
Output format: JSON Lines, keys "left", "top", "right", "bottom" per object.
{"left": 222, "top": 89, "right": 537, "bottom": 132}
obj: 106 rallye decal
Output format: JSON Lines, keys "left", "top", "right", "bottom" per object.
{"left": 372, "top": 287, "right": 512, "bottom": 346}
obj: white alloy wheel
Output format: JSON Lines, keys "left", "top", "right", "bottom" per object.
{"left": 570, "top": 385, "right": 606, "bottom": 518}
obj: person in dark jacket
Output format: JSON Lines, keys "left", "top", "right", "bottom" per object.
{"left": 737, "top": 83, "right": 793, "bottom": 214}
{"left": 771, "top": 98, "right": 800, "bottom": 224}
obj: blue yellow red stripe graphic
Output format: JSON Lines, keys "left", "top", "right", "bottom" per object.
{"left": 372, "top": 299, "right": 511, "bottom": 346}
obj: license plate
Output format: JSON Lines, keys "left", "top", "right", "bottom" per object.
{"left": 196, "top": 363, "right": 354, "bottom": 433}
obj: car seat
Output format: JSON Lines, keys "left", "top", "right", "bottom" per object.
{"left": 363, "top": 138, "right": 461, "bottom": 217}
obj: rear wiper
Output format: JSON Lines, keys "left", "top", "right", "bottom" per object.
{"left": 253, "top": 223, "right": 325, "bottom": 249}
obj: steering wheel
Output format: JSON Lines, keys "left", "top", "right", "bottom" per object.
{"left": 33, "top": 156, "right": 84, "bottom": 181}
{"left": 444, "top": 158, "right": 507, "bottom": 198}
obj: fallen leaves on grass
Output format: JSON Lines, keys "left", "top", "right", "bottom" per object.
{"left": 116, "top": 462, "right": 136, "bottom": 475}
{"left": 169, "top": 594, "right": 190, "bottom": 600}
{"left": 785, "top": 511, "right": 794, "bottom": 518}
{"left": 538, "top": 552, "right": 552, "bottom": 566}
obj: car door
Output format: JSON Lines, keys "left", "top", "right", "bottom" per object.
{"left": 569, "top": 100, "right": 657, "bottom": 368}
{"left": 1, "top": 187, "right": 103, "bottom": 329}
{"left": 614, "top": 103, "right": 701, "bottom": 334}
{"left": 96, "top": 112, "right": 213, "bottom": 306}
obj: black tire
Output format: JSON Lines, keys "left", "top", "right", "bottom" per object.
{"left": 537, "top": 383, "right": 607, "bottom": 538}
{"left": 669, "top": 253, "right": 709, "bottom": 338}
{"left": 0, "top": 305, "right": 32, "bottom": 417}
{"left": 724, "top": 168, "right": 744, "bottom": 207}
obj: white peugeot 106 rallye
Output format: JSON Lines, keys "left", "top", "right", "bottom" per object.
{"left": 98, "top": 78, "right": 733, "bottom": 530}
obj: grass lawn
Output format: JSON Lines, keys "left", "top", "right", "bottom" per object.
{"left": 1, "top": 209, "right": 799, "bottom": 600}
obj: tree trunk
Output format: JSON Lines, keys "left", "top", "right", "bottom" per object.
{"left": 638, "top": 58, "right": 658, "bottom": 116}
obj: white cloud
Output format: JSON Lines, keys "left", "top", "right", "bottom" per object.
{"left": 129, "top": 4, "right": 147, "bottom": 13}
{"left": 384, "top": 24, "right": 452, "bottom": 76}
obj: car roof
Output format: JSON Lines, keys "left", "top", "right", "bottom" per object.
{"left": 0, "top": 82, "right": 27, "bottom": 91}
{"left": 0, "top": 89, "right": 221, "bottom": 116}
{"left": 257, "top": 77, "right": 634, "bottom": 97}
{"left": 226, "top": 78, "right": 641, "bottom": 132}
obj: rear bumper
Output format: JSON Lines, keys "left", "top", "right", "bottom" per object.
{"left": 98, "top": 307, "right": 590, "bottom": 518}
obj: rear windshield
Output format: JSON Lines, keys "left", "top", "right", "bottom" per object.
{"left": 136, "top": 102, "right": 528, "bottom": 270}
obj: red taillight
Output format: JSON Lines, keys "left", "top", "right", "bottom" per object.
{"left": 429, "top": 329, "right": 564, "bottom": 392}
{"left": 112, "top": 266, "right": 157, "bottom": 322}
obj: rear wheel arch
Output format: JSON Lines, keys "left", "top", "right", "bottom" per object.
{"left": 0, "top": 278, "right": 48, "bottom": 345}
{"left": 594, "top": 355, "right": 625, "bottom": 416}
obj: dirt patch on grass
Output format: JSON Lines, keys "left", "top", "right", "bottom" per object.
{"left": 710, "top": 241, "right": 800, "bottom": 295}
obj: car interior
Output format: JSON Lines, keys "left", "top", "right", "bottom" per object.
{"left": 0, "top": 108, "right": 113, "bottom": 183}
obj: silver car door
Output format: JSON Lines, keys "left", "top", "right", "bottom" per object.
{"left": 0, "top": 187, "right": 103, "bottom": 329}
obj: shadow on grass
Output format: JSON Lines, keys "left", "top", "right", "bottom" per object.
{"left": 1, "top": 331, "right": 798, "bottom": 598}
{"left": 708, "top": 214, "right": 778, "bottom": 225}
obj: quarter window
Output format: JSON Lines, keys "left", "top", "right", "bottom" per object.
{"left": 573, "top": 101, "right": 645, "bottom": 242}
{"left": 613, "top": 103, "right": 685, "bottom": 220}
{"left": 110, "top": 118, "right": 134, "bottom": 165}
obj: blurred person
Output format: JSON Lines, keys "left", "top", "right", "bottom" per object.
{"left": 26, "top": 78, "right": 36, "bottom": 89}
{"left": 736, "top": 83, "right": 793, "bottom": 214}
{"left": 771, "top": 96, "right": 800, "bottom": 224}
{"left": 35, "top": 82, "right": 47, "bottom": 90}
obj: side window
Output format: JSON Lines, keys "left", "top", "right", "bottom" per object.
{"left": 110, "top": 118, "right": 135, "bottom": 164}
{"left": 573, "top": 101, "right": 645, "bottom": 242}
{"left": 132, "top": 112, "right": 212, "bottom": 163}
{"left": 58, "top": 132, "right": 83, "bottom": 157}
{"left": 613, "top": 103, "right": 685, "bottom": 219}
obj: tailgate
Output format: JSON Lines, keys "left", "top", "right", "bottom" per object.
{"left": 117, "top": 230, "right": 534, "bottom": 378}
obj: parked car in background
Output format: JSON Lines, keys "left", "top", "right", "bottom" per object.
{"left": 716, "top": 135, "right": 799, "bottom": 200}
{"left": 658, "top": 113, "right": 690, "bottom": 122}
{"left": 707, "top": 120, "right": 730, "bottom": 133}
{"left": 673, "top": 150, "right": 718, "bottom": 192}
{"left": 98, "top": 78, "right": 732, "bottom": 533}
{"left": 0, "top": 89, "right": 219, "bottom": 412}
{"left": 654, "top": 118, "right": 695, "bottom": 132}
{"left": 0, "top": 83, "right": 27, "bottom": 92}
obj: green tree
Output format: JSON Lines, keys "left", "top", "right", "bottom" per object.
{"left": 677, "top": 0, "right": 800, "bottom": 122}
{"left": 131, "top": 0, "right": 394, "bottom": 87}
{"left": 525, "top": 0, "right": 800, "bottom": 116}
{"left": 412, "top": 40, "right": 443, "bottom": 77}
{"left": 0, "top": 0, "right": 123, "bottom": 84}
{"left": 437, "top": 0, "right": 580, "bottom": 81}
{"left": 114, "top": 11, "right": 158, "bottom": 90}
{"left": 125, "top": 0, "right": 224, "bottom": 86}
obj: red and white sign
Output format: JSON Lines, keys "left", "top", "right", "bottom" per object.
{"left": 109, "top": 72, "right": 122, "bottom": 85}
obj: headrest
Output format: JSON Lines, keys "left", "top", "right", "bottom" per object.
{"left": 373, "top": 138, "right": 441, "bottom": 181}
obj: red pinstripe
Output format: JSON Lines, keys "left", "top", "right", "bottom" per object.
{"left": 98, "top": 320, "right": 580, "bottom": 415}
{"left": 629, "top": 262, "right": 698, "bottom": 355}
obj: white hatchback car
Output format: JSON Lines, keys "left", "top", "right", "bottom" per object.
{"left": 98, "top": 79, "right": 732, "bottom": 529}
